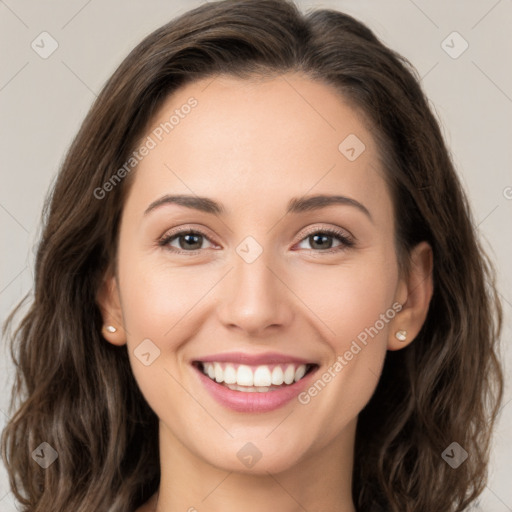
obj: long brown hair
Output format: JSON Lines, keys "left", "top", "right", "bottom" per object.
{"left": 2, "top": 1, "right": 503, "bottom": 510}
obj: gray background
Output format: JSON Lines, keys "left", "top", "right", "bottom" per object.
{"left": 1, "top": 0, "right": 511, "bottom": 510}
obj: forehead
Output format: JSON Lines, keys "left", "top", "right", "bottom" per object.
{"left": 125, "top": 73, "right": 391, "bottom": 223}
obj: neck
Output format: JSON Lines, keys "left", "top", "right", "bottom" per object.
{"left": 150, "top": 419, "right": 357, "bottom": 512}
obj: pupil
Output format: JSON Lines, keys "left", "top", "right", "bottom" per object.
{"left": 180, "top": 233, "right": 201, "bottom": 250}
{"left": 311, "top": 234, "right": 332, "bottom": 250}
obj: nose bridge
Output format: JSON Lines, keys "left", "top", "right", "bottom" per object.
{"left": 217, "top": 240, "right": 292, "bottom": 334}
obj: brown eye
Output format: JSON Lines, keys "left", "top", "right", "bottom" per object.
{"left": 159, "top": 229, "right": 215, "bottom": 253}
{"left": 296, "top": 229, "right": 354, "bottom": 252}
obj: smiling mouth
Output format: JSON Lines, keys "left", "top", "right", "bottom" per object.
{"left": 192, "top": 361, "right": 318, "bottom": 393}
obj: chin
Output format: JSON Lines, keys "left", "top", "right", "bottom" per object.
{"left": 194, "top": 433, "right": 310, "bottom": 475}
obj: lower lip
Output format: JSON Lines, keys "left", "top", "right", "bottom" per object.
{"left": 193, "top": 364, "right": 318, "bottom": 413}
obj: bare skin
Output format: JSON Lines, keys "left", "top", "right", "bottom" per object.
{"left": 98, "top": 73, "right": 433, "bottom": 512}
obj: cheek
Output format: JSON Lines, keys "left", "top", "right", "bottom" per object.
{"left": 117, "top": 254, "right": 205, "bottom": 420}
{"left": 290, "top": 251, "right": 398, "bottom": 345}
{"left": 118, "top": 250, "right": 213, "bottom": 340}
{"left": 291, "top": 253, "right": 397, "bottom": 426}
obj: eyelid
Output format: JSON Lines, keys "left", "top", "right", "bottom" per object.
{"left": 296, "top": 224, "right": 355, "bottom": 245}
{"left": 157, "top": 224, "right": 219, "bottom": 253}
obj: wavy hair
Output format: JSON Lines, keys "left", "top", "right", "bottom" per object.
{"left": 1, "top": 0, "right": 503, "bottom": 510}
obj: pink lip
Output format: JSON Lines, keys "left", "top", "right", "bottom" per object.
{"left": 193, "top": 351, "right": 315, "bottom": 366}
{"left": 192, "top": 363, "right": 319, "bottom": 413}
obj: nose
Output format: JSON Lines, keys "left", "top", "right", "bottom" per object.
{"left": 216, "top": 249, "right": 294, "bottom": 337}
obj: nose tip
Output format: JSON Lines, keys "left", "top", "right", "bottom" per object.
{"left": 216, "top": 256, "right": 293, "bottom": 336}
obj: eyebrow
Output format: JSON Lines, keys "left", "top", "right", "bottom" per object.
{"left": 144, "top": 193, "right": 372, "bottom": 221}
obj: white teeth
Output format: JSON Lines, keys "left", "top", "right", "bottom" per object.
{"left": 214, "top": 362, "right": 224, "bottom": 383}
{"left": 253, "top": 366, "right": 272, "bottom": 387}
{"left": 294, "top": 365, "right": 306, "bottom": 381}
{"left": 236, "top": 365, "right": 253, "bottom": 386}
{"left": 200, "top": 362, "right": 311, "bottom": 389}
{"left": 225, "top": 384, "right": 270, "bottom": 392}
{"left": 223, "top": 364, "right": 237, "bottom": 384}
{"left": 283, "top": 364, "right": 295, "bottom": 385}
{"left": 271, "top": 366, "right": 284, "bottom": 385}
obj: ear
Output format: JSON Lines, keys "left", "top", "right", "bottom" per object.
{"left": 96, "top": 267, "right": 127, "bottom": 346}
{"left": 388, "top": 241, "right": 433, "bottom": 351}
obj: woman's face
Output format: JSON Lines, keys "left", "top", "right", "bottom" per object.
{"left": 107, "top": 73, "right": 410, "bottom": 474}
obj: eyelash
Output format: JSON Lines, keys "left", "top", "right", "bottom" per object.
{"left": 158, "top": 226, "right": 355, "bottom": 255}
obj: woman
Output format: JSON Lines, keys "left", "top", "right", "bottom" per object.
{"left": 1, "top": 1, "right": 504, "bottom": 511}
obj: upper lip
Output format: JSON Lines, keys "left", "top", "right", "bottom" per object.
{"left": 193, "top": 351, "right": 317, "bottom": 366}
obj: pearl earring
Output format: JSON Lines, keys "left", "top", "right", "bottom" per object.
{"left": 105, "top": 325, "right": 117, "bottom": 333}
{"left": 395, "top": 330, "right": 407, "bottom": 342}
